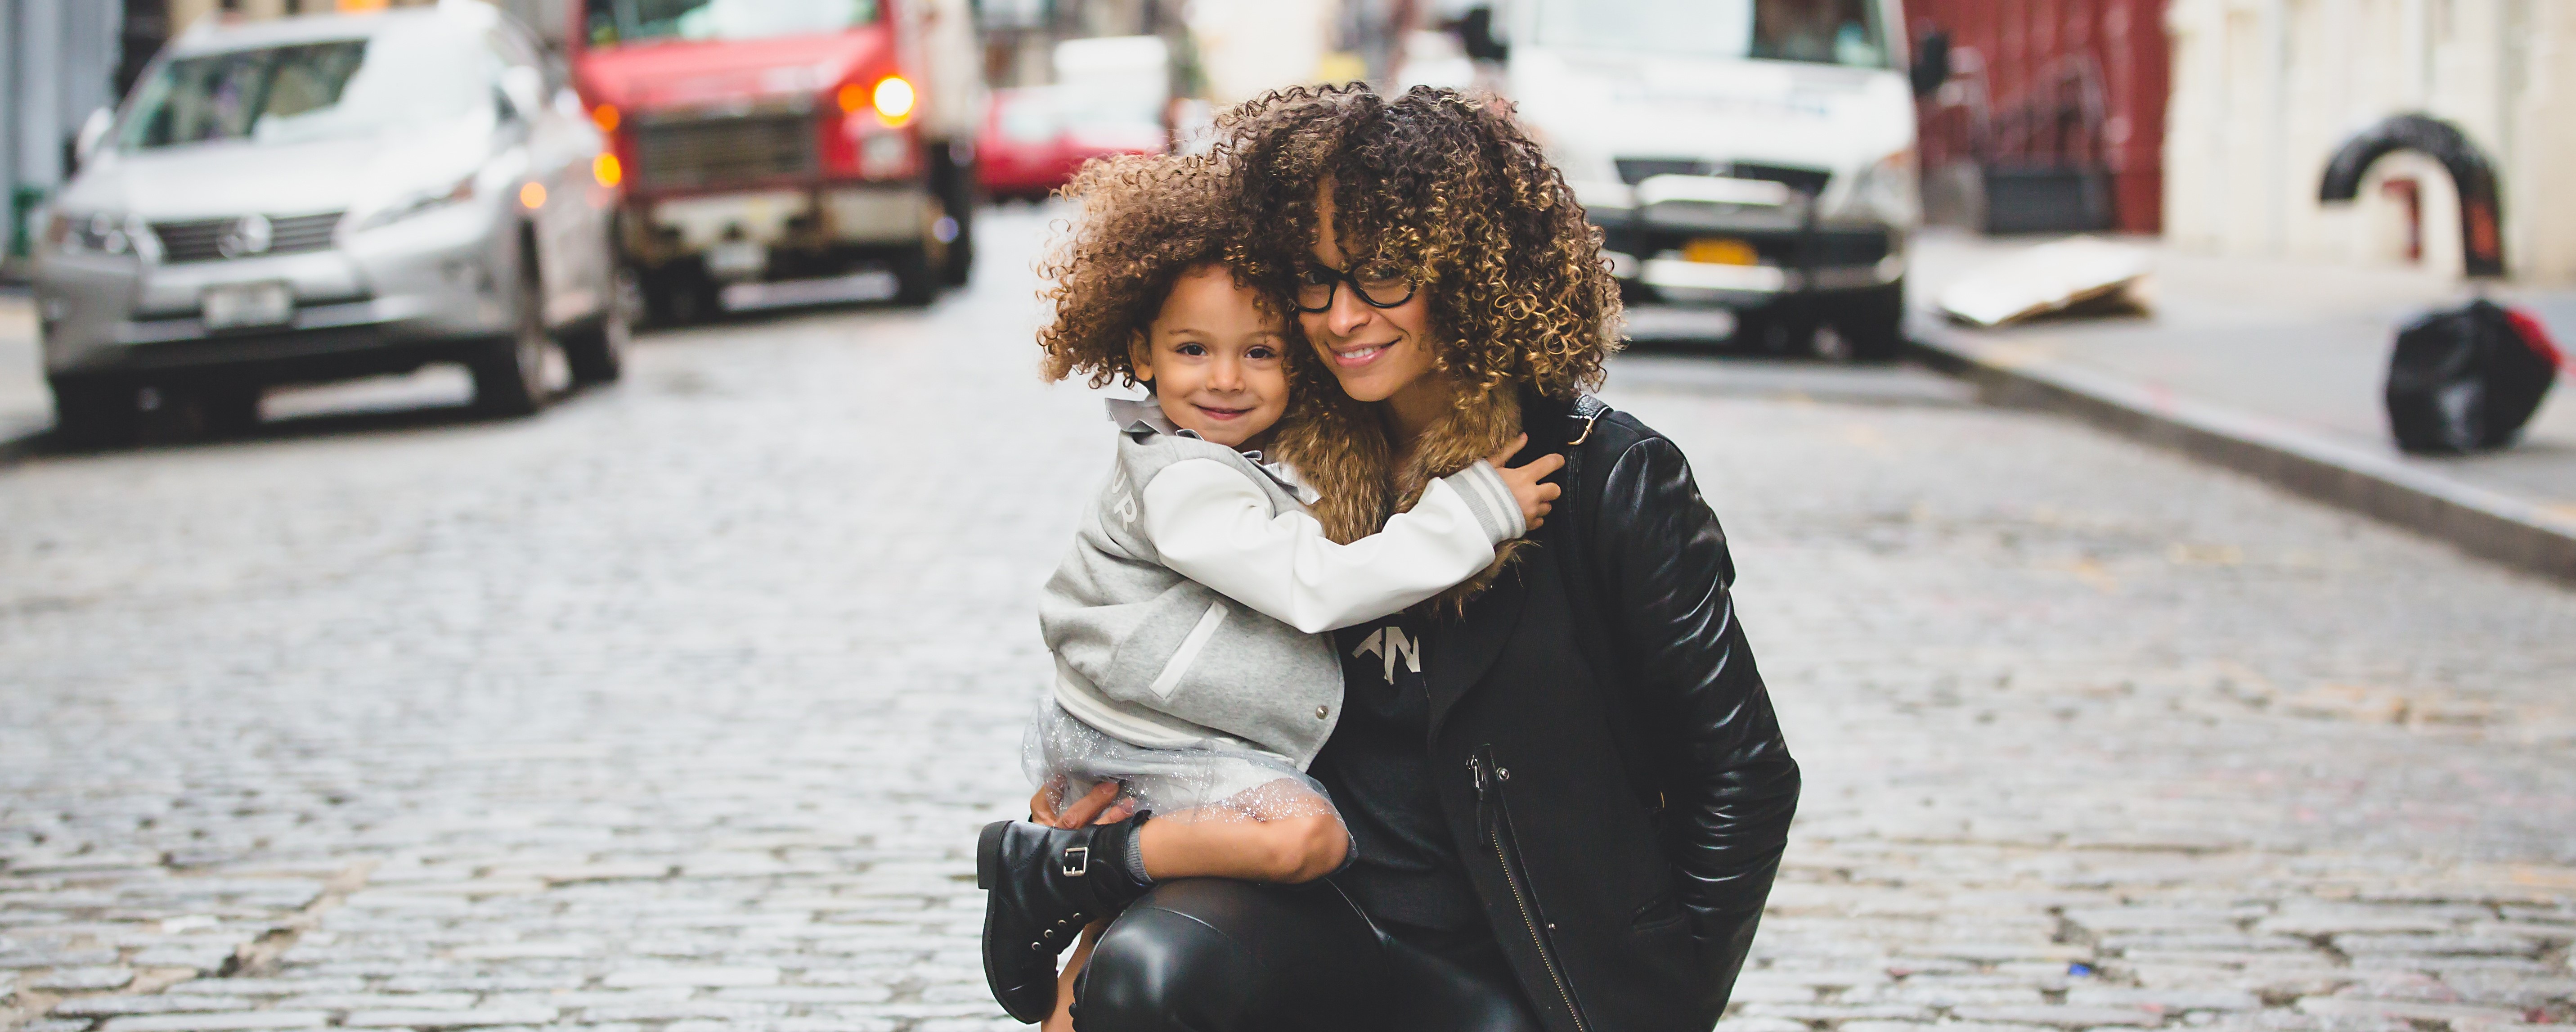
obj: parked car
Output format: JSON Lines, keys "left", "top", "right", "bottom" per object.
{"left": 32, "top": 3, "right": 625, "bottom": 444}
{"left": 977, "top": 88, "right": 1078, "bottom": 201}
{"left": 978, "top": 38, "right": 1169, "bottom": 202}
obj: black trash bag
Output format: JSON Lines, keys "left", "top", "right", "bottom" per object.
{"left": 2383, "top": 299, "right": 2562, "bottom": 453}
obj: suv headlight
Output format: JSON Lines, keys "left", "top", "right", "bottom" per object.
{"left": 45, "top": 211, "right": 148, "bottom": 258}
{"left": 352, "top": 173, "right": 478, "bottom": 233}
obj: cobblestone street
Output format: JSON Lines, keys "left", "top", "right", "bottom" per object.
{"left": 4, "top": 207, "right": 2573, "bottom": 1032}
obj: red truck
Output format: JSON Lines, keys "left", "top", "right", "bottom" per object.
{"left": 564, "top": 0, "right": 983, "bottom": 320}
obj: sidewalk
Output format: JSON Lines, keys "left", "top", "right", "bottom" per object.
{"left": 1908, "top": 229, "right": 2576, "bottom": 585}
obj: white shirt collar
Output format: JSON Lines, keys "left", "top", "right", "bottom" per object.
{"left": 1104, "top": 397, "right": 1319, "bottom": 505}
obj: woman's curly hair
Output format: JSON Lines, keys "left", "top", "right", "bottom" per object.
{"left": 1214, "top": 84, "right": 1622, "bottom": 403}
{"left": 1204, "top": 85, "right": 1621, "bottom": 581}
{"left": 1036, "top": 153, "right": 1274, "bottom": 388}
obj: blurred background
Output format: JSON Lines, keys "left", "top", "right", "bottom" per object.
{"left": 2, "top": 4, "right": 2574, "bottom": 1030}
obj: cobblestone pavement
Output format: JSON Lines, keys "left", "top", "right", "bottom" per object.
{"left": 4, "top": 206, "right": 2574, "bottom": 1032}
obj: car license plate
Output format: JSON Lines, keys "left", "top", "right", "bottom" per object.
{"left": 1682, "top": 237, "right": 1759, "bottom": 266}
{"left": 202, "top": 282, "right": 294, "bottom": 330}
{"left": 707, "top": 241, "right": 767, "bottom": 279}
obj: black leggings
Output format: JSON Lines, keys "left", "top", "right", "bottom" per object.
{"left": 1072, "top": 879, "right": 1544, "bottom": 1032}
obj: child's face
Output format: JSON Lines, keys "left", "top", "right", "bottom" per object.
{"left": 1131, "top": 266, "right": 1292, "bottom": 449}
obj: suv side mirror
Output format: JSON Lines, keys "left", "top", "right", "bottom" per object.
{"left": 499, "top": 65, "right": 546, "bottom": 121}
{"left": 1911, "top": 30, "right": 1952, "bottom": 98}
{"left": 73, "top": 108, "right": 113, "bottom": 167}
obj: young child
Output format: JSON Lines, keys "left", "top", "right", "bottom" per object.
{"left": 978, "top": 158, "right": 1562, "bottom": 1027}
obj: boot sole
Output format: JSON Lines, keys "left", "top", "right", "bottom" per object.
{"left": 978, "top": 820, "right": 1009, "bottom": 890}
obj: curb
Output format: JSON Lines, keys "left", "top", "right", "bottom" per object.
{"left": 1908, "top": 323, "right": 2576, "bottom": 588}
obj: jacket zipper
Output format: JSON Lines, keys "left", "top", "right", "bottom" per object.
{"left": 1470, "top": 752, "right": 1590, "bottom": 1032}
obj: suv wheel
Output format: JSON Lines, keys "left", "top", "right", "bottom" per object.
{"left": 472, "top": 263, "right": 554, "bottom": 417}
{"left": 199, "top": 384, "right": 265, "bottom": 437}
{"left": 1833, "top": 280, "right": 1907, "bottom": 362}
{"left": 563, "top": 267, "right": 634, "bottom": 385}
{"left": 49, "top": 376, "right": 135, "bottom": 448}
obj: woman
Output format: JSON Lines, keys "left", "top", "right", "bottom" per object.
{"left": 1038, "top": 85, "right": 1800, "bottom": 1032}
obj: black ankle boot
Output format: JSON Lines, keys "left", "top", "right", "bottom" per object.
{"left": 977, "top": 816, "right": 1153, "bottom": 1023}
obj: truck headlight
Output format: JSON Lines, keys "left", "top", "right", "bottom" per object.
{"left": 47, "top": 211, "right": 147, "bottom": 257}
{"left": 353, "top": 173, "right": 478, "bottom": 233}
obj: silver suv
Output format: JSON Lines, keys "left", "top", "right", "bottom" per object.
{"left": 33, "top": 3, "right": 627, "bottom": 443}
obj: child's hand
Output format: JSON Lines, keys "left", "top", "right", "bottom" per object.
{"left": 1487, "top": 434, "right": 1565, "bottom": 532}
{"left": 1031, "top": 780, "right": 1131, "bottom": 829}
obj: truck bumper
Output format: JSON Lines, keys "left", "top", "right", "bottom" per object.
{"left": 628, "top": 185, "right": 932, "bottom": 268}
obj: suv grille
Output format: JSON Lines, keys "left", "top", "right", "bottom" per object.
{"left": 634, "top": 113, "right": 817, "bottom": 189}
{"left": 1615, "top": 158, "right": 1833, "bottom": 196}
{"left": 151, "top": 212, "right": 344, "bottom": 264}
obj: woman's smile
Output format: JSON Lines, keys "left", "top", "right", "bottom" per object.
{"left": 1325, "top": 341, "right": 1393, "bottom": 368}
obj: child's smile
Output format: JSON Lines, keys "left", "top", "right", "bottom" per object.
{"left": 1130, "top": 266, "right": 1293, "bottom": 449}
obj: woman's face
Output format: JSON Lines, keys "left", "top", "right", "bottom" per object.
{"left": 1299, "top": 192, "right": 1439, "bottom": 404}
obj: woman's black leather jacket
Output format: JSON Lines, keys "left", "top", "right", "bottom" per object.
{"left": 1424, "top": 389, "right": 1801, "bottom": 1032}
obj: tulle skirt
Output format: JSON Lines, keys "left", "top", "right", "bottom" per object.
{"left": 1022, "top": 697, "right": 1343, "bottom": 826}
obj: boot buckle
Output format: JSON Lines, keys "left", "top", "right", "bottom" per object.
{"left": 1060, "top": 846, "right": 1090, "bottom": 877}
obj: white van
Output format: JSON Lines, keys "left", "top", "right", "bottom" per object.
{"left": 1417, "top": 0, "right": 1932, "bottom": 358}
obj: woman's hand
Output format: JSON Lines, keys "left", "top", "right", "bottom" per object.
{"left": 1487, "top": 434, "right": 1566, "bottom": 531}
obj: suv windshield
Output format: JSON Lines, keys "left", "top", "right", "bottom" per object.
{"left": 584, "top": 0, "right": 880, "bottom": 47}
{"left": 1535, "top": 0, "right": 1890, "bottom": 68}
{"left": 120, "top": 25, "right": 494, "bottom": 150}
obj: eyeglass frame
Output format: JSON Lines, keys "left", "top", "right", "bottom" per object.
{"left": 1291, "top": 264, "right": 1418, "bottom": 313}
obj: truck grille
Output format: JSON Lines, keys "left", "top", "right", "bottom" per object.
{"left": 151, "top": 212, "right": 344, "bottom": 264}
{"left": 634, "top": 114, "right": 818, "bottom": 189}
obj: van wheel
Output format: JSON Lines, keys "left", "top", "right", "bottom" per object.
{"left": 49, "top": 375, "right": 135, "bottom": 448}
{"left": 564, "top": 269, "right": 634, "bottom": 385}
{"left": 1833, "top": 281, "right": 1907, "bottom": 362}
{"left": 472, "top": 266, "right": 553, "bottom": 417}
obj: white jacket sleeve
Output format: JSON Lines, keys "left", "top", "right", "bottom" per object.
{"left": 1139, "top": 457, "right": 1527, "bottom": 634}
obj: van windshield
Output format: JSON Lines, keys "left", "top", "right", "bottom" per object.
{"left": 584, "top": 0, "right": 880, "bottom": 47}
{"left": 1535, "top": 0, "right": 1891, "bottom": 68}
{"left": 118, "top": 27, "right": 495, "bottom": 149}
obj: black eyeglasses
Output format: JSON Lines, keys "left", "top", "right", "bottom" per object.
{"left": 1293, "top": 265, "right": 1417, "bottom": 313}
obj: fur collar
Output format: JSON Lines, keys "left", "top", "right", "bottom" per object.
{"left": 1272, "top": 381, "right": 1532, "bottom": 613}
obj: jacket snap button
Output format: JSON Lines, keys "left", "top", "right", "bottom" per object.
{"left": 1315, "top": 706, "right": 1329, "bottom": 719}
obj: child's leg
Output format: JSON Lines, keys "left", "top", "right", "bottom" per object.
{"left": 1135, "top": 809, "right": 1348, "bottom": 883}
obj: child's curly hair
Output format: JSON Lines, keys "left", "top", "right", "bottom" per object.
{"left": 1213, "top": 83, "right": 1622, "bottom": 402}
{"left": 1036, "top": 153, "right": 1276, "bottom": 388}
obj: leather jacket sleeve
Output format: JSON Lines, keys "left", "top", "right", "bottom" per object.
{"left": 1590, "top": 435, "right": 1801, "bottom": 1004}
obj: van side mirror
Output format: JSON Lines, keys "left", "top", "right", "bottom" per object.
{"left": 1911, "top": 30, "right": 1952, "bottom": 98}
{"left": 1459, "top": 5, "right": 1508, "bottom": 62}
{"left": 73, "top": 108, "right": 113, "bottom": 167}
